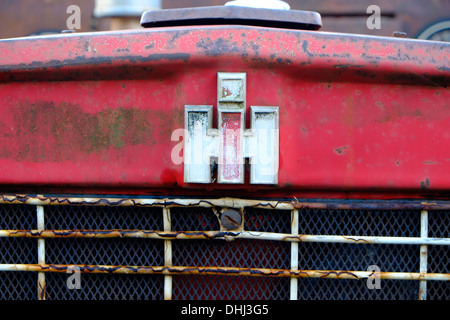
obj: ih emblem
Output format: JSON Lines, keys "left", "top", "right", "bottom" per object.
{"left": 184, "top": 73, "right": 279, "bottom": 184}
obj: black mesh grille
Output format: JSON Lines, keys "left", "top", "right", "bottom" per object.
{"left": 45, "top": 238, "right": 164, "bottom": 266}
{"left": 244, "top": 207, "right": 291, "bottom": 233}
{"left": 171, "top": 207, "right": 220, "bottom": 231}
{"left": 0, "top": 204, "right": 38, "bottom": 300}
{"left": 0, "top": 204, "right": 37, "bottom": 264}
{"left": 429, "top": 211, "right": 450, "bottom": 238}
{"left": 297, "top": 279, "right": 418, "bottom": 300}
{"left": 44, "top": 205, "right": 163, "bottom": 230}
{"left": 45, "top": 273, "right": 164, "bottom": 300}
{"left": 428, "top": 281, "right": 450, "bottom": 300}
{"left": 173, "top": 239, "right": 289, "bottom": 269}
{"left": 0, "top": 238, "right": 37, "bottom": 264}
{"left": 428, "top": 246, "right": 449, "bottom": 273}
{"left": 44, "top": 205, "right": 164, "bottom": 300}
{"left": 0, "top": 204, "right": 36, "bottom": 229}
{"left": 173, "top": 275, "right": 290, "bottom": 300}
{"left": 298, "top": 243, "right": 419, "bottom": 272}
{"left": 0, "top": 272, "right": 37, "bottom": 300}
{"left": 0, "top": 201, "right": 449, "bottom": 300}
{"left": 298, "top": 208, "right": 421, "bottom": 237}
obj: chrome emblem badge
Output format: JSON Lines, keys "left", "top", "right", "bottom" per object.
{"left": 184, "top": 73, "right": 279, "bottom": 184}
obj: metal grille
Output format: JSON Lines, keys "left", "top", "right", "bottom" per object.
{"left": 0, "top": 195, "right": 449, "bottom": 300}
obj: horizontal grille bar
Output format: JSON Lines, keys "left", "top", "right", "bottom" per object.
{"left": 2, "top": 194, "right": 450, "bottom": 210}
{"left": 1, "top": 264, "right": 449, "bottom": 281}
{"left": 1, "top": 229, "right": 449, "bottom": 246}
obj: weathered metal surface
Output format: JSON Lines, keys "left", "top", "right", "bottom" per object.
{"left": 1, "top": 229, "right": 449, "bottom": 246}
{"left": 140, "top": 6, "right": 321, "bottom": 30}
{"left": 2, "top": 194, "right": 450, "bottom": 210}
{"left": 1, "top": 264, "right": 449, "bottom": 281}
{"left": 0, "top": 26, "right": 449, "bottom": 197}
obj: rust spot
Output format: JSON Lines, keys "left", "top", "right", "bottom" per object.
{"left": 196, "top": 37, "right": 240, "bottom": 57}
{"left": 420, "top": 177, "right": 431, "bottom": 190}
{"left": 334, "top": 145, "right": 349, "bottom": 155}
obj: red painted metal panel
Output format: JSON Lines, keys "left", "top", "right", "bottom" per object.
{"left": 0, "top": 26, "right": 449, "bottom": 196}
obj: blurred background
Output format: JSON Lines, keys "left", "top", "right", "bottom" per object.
{"left": 0, "top": 0, "right": 449, "bottom": 41}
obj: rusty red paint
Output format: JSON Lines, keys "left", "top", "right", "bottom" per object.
{"left": 0, "top": 26, "right": 449, "bottom": 197}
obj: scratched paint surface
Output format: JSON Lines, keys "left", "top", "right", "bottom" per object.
{"left": 0, "top": 26, "right": 449, "bottom": 196}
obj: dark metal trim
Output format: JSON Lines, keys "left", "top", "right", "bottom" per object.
{"left": 140, "top": 6, "right": 322, "bottom": 30}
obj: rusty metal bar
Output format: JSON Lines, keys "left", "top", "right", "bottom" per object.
{"left": 36, "top": 206, "right": 46, "bottom": 300}
{"left": 1, "top": 229, "right": 449, "bottom": 246}
{"left": 163, "top": 207, "right": 172, "bottom": 300}
{"left": 2, "top": 194, "right": 450, "bottom": 211}
{"left": 419, "top": 210, "right": 428, "bottom": 300}
{"left": 290, "top": 209, "right": 298, "bottom": 300}
{"left": 1, "top": 264, "right": 449, "bottom": 281}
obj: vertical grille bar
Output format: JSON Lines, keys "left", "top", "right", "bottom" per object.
{"left": 163, "top": 207, "right": 173, "bottom": 300}
{"left": 290, "top": 209, "right": 299, "bottom": 300}
{"left": 36, "top": 205, "right": 46, "bottom": 300}
{"left": 419, "top": 210, "right": 428, "bottom": 300}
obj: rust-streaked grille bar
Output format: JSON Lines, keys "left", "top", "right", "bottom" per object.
{"left": 1, "top": 264, "right": 449, "bottom": 281}
{"left": 419, "top": 210, "right": 428, "bottom": 300}
{"left": 3, "top": 194, "right": 450, "bottom": 211}
{"left": 1, "top": 229, "right": 449, "bottom": 246}
{"left": 290, "top": 209, "right": 299, "bottom": 300}
{"left": 163, "top": 207, "right": 172, "bottom": 300}
{"left": 36, "top": 205, "right": 45, "bottom": 300}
